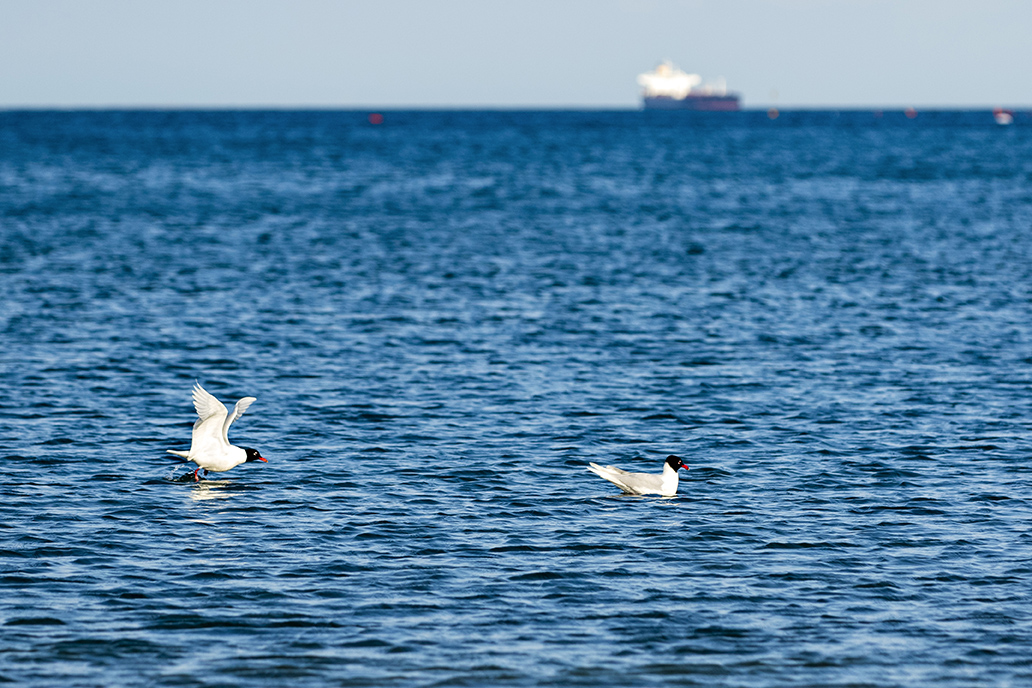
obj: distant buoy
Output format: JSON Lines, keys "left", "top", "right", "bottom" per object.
{"left": 993, "top": 108, "right": 1014, "bottom": 125}
{"left": 368, "top": 113, "right": 384, "bottom": 125}
{"left": 904, "top": 107, "right": 918, "bottom": 119}
{"left": 767, "top": 107, "right": 779, "bottom": 120}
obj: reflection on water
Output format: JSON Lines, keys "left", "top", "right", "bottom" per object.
{"left": 165, "top": 466, "right": 239, "bottom": 500}
{"left": 188, "top": 480, "right": 234, "bottom": 501}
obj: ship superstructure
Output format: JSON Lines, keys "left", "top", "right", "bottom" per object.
{"left": 638, "top": 62, "right": 740, "bottom": 111}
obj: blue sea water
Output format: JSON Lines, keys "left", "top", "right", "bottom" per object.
{"left": 2, "top": 109, "right": 1032, "bottom": 686}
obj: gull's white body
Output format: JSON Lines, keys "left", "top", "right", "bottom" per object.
{"left": 587, "top": 456, "right": 686, "bottom": 497}
{"left": 167, "top": 383, "right": 256, "bottom": 473}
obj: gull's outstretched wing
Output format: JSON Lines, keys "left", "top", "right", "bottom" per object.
{"left": 223, "top": 396, "right": 256, "bottom": 443}
{"left": 192, "top": 382, "right": 227, "bottom": 423}
{"left": 189, "top": 383, "right": 230, "bottom": 456}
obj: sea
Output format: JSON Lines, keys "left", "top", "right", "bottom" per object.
{"left": 2, "top": 109, "right": 1032, "bottom": 687}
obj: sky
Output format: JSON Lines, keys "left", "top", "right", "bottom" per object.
{"left": 1, "top": 0, "right": 1029, "bottom": 109}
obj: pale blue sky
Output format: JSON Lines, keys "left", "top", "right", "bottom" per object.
{"left": 1, "top": 0, "right": 1028, "bottom": 108}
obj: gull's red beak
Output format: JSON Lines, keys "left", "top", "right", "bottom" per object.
{"left": 257, "top": 456, "right": 268, "bottom": 462}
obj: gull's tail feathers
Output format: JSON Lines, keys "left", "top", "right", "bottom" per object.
{"left": 587, "top": 462, "right": 634, "bottom": 493}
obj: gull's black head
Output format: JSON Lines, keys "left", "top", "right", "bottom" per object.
{"left": 665, "top": 455, "right": 687, "bottom": 471}
{"left": 243, "top": 447, "right": 268, "bottom": 463}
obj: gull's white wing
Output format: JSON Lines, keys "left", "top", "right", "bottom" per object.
{"left": 192, "top": 382, "right": 228, "bottom": 423}
{"left": 619, "top": 471, "right": 664, "bottom": 495}
{"left": 189, "top": 383, "right": 230, "bottom": 456}
{"left": 223, "top": 396, "right": 256, "bottom": 443}
{"left": 587, "top": 462, "right": 666, "bottom": 495}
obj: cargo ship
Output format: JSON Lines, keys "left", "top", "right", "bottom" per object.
{"left": 638, "top": 62, "right": 740, "bottom": 111}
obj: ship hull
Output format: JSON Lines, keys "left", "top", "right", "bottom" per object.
{"left": 643, "top": 94, "right": 741, "bottom": 111}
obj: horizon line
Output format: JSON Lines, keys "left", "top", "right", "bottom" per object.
{"left": 1, "top": 104, "right": 1030, "bottom": 112}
